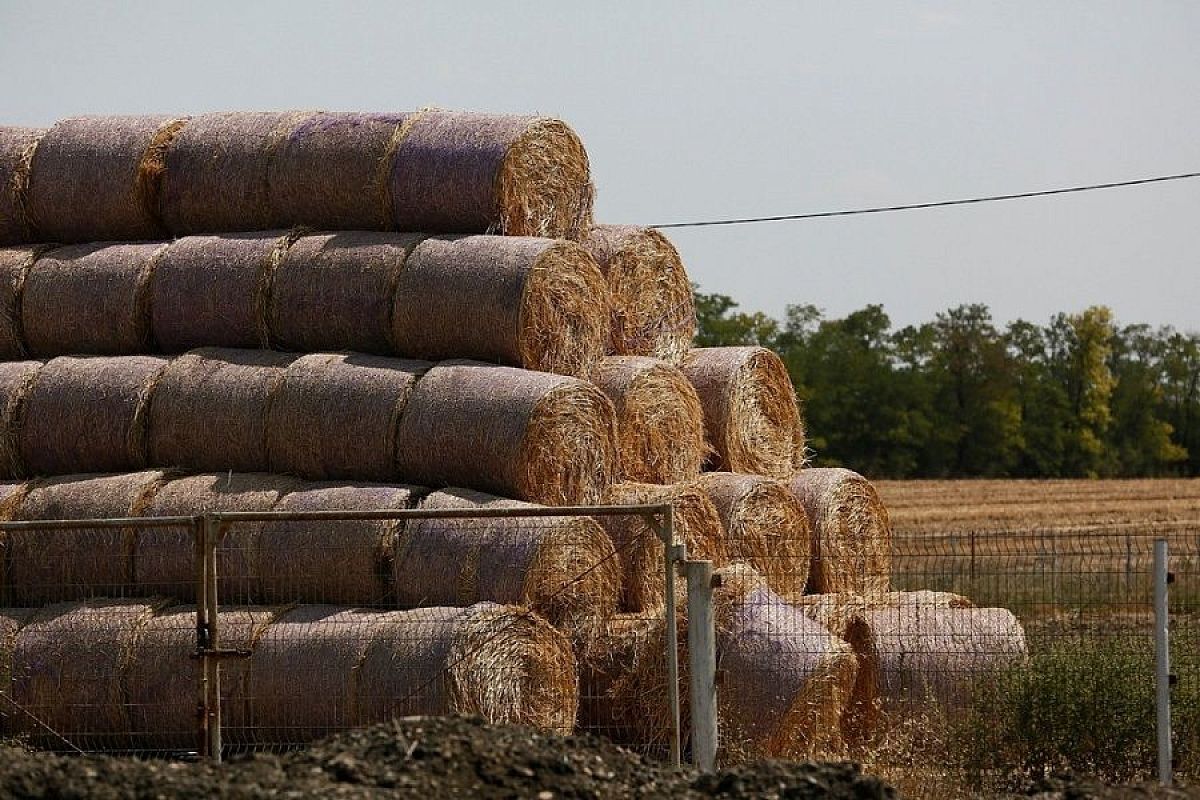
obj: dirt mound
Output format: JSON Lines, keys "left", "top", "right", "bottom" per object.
{"left": 1011, "top": 773, "right": 1197, "bottom": 800}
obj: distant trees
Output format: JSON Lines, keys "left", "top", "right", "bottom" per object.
{"left": 694, "top": 290, "right": 1196, "bottom": 478}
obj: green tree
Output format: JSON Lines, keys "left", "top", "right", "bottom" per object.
{"left": 1107, "top": 325, "right": 1187, "bottom": 475}
{"left": 692, "top": 289, "right": 779, "bottom": 347}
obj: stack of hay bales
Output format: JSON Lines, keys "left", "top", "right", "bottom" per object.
{"left": 0, "top": 109, "right": 1024, "bottom": 762}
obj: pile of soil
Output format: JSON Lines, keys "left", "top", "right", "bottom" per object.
{"left": 1010, "top": 772, "right": 1197, "bottom": 800}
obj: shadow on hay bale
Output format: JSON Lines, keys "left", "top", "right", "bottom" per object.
{"left": 0, "top": 360, "right": 41, "bottom": 478}
{"left": 0, "top": 127, "right": 44, "bottom": 245}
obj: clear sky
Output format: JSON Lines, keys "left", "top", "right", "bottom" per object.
{"left": 2, "top": 1, "right": 1197, "bottom": 331}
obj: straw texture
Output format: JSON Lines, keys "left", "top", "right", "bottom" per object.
{"left": 0, "top": 608, "right": 32, "bottom": 722}
{"left": 0, "top": 245, "right": 50, "bottom": 358}
{"left": 0, "top": 360, "right": 40, "bottom": 478}
{"left": 583, "top": 225, "right": 695, "bottom": 363}
{"left": 0, "top": 127, "right": 44, "bottom": 245}
{"left": 789, "top": 468, "right": 892, "bottom": 596}
{"left": 591, "top": 356, "right": 706, "bottom": 484}
{"left": 23, "top": 242, "right": 167, "bottom": 356}
{"left": 266, "top": 353, "right": 425, "bottom": 481}
{"left": 148, "top": 348, "right": 296, "bottom": 472}
{"left": 20, "top": 355, "right": 168, "bottom": 476}
{"left": 26, "top": 115, "right": 186, "bottom": 241}
{"left": 699, "top": 472, "right": 811, "bottom": 599}
{"left": 392, "top": 236, "right": 607, "bottom": 377}
{"left": 681, "top": 347, "right": 805, "bottom": 479}
{"left": 397, "top": 489, "right": 620, "bottom": 628}
{"left": 394, "top": 361, "right": 617, "bottom": 505}
{"left": 391, "top": 112, "right": 592, "bottom": 239}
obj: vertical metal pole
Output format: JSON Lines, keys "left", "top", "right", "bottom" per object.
{"left": 204, "top": 514, "right": 223, "bottom": 763}
{"left": 660, "top": 505, "right": 682, "bottom": 769}
{"left": 969, "top": 531, "right": 977, "bottom": 582}
{"left": 1154, "top": 538, "right": 1172, "bottom": 787}
{"left": 194, "top": 516, "right": 210, "bottom": 758}
{"left": 685, "top": 560, "right": 718, "bottom": 772}
{"left": 1125, "top": 534, "right": 1133, "bottom": 594}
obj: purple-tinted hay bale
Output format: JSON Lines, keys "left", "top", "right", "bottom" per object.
{"left": 160, "top": 111, "right": 316, "bottom": 235}
{"left": 0, "top": 127, "right": 45, "bottom": 245}
{"left": 26, "top": 115, "right": 186, "bottom": 242}
{"left": 19, "top": 355, "right": 168, "bottom": 476}
{"left": 265, "top": 353, "right": 426, "bottom": 481}
{"left": 0, "top": 245, "right": 51, "bottom": 359}
{"left": 151, "top": 232, "right": 297, "bottom": 352}
{"left": 0, "top": 360, "right": 40, "bottom": 478}
{"left": 394, "top": 361, "right": 617, "bottom": 505}
{"left": 269, "top": 231, "right": 425, "bottom": 354}
{"left": 22, "top": 242, "right": 167, "bottom": 356}
{"left": 680, "top": 346, "right": 806, "bottom": 479}
{"left": 136, "top": 472, "right": 297, "bottom": 602}
{"left": 391, "top": 235, "right": 608, "bottom": 378}
{"left": 126, "top": 604, "right": 281, "bottom": 749}
{"left": 148, "top": 348, "right": 296, "bottom": 472}
{"left": 583, "top": 225, "right": 696, "bottom": 363}
{"left": 10, "top": 599, "right": 165, "bottom": 745}
{"left": 789, "top": 468, "right": 892, "bottom": 596}
{"left": 391, "top": 111, "right": 593, "bottom": 240}
{"left": 267, "top": 111, "right": 414, "bottom": 230}
{"left": 257, "top": 483, "right": 423, "bottom": 605}
{"left": 7, "top": 470, "right": 168, "bottom": 605}
{"left": 397, "top": 489, "right": 620, "bottom": 629}
{"left": 356, "top": 603, "right": 578, "bottom": 732}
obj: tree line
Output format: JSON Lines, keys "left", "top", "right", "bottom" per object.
{"left": 695, "top": 291, "right": 1200, "bottom": 478}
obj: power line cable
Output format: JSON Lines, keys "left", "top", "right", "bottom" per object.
{"left": 650, "top": 170, "right": 1200, "bottom": 229}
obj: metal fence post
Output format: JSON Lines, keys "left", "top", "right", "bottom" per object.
{"left": 1154, "top": 538, "right": 1172, "bottom": 787}
{"left": 685, "top": 560, "right": 718, "bottom": 772}
{"left": 194, "top": 515, "right": 211, "bottom": 758}
{"left": 656, "top": 505, "right": 684, "bottom": 769}
{"left": 204, "top": 514, "right": 223, "bottom": 763}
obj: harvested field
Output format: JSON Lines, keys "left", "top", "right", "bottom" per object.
{"left": 0, "top": 360, "right": 40, "bottom": 478}
{"left": 790, "top": 468, "right": 892, "bottom": 596}
{"left": 0, "top": 127, "right": 43, "bottom": 245}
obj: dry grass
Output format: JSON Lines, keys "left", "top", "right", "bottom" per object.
{"left": 790, "top": 468, "right": 892, "bottom": 595}
{"left": 0, "top": 245, "right": 51, "bottom": 359}
{"left": 0, "top": 127, "right": 45, "bottom": 245}
{"left": 0, "top": 360, "right": 40, "bottom": 478}
{"left": 0, "top": 607, "right": 32, "bottom": 705}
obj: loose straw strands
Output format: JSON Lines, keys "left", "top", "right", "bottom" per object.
{"left": 0, "top": 127, "right": 44, "bottom": 245}
{"left": 789, "top": 468, "right": 892, "bottom": 596}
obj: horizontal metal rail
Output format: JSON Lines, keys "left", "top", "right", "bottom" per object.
{"left": 0, "top": 515, "right": 199, "bottom": 531}
{"left": 205, "top": 503, "right": 671, "bottom": 523}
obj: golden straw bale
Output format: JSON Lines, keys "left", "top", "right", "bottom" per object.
{"left": 789, "top": 468, "right": 892, "bottom": 596}
{"left": 9, "top": 599, "right": 166, "bottom": 746}
{"left": 597, "top": 481, "right": 727, "bottom": 612}
{"left": 591, "top": 356, "right": 705, "bottom": 484}
{"left": 583, "top": 225, "right": 695, "bottom": 363}
{"left": 258, "top": 482, "right": 423, "bottom": 605}
{"left": 391, "top": 236, "right": 607, "bottom": 378}
{"left": 0, "top": 360, "right": 41, "bottom": 478}
{"left": 269, "top": 231, "right": 424, "bottom": 354}
{"left": 0, "top": 245, "right": 51, "bottom": 359}
{"left": 680, "top": 347, "right": 805, "bottom": 478}
{"left": 148, "top": 348, "right": 297, "bottom": 472}
{"left": 136, "top": 472, "right": 298, "bottom": 603}
{"left": 266, "top": 353, "right": 425, "bottom": 482}
{"left": 698, "top": 472, "right": 811, "bottom": 599}
{"left": 8, "top": 471, "right": 168, "bottom": 605}
{"left": 23, "top": 242, "right": 167, "bottom": 356}
{"left": 394, "top": 361, "right": 617, "bottom": 505}
{"left": 160, "top": 111, "right": 316, "bottom": 234}
{"left": 356, "top": 603, "right": 578, "bottom": 732}
{"left": 0, "top": 127, "right": 44, "bottom": 245}
{"left": 391, "top": 112, "right": 593, "bottom": 239}
{"left": 126, "top": 604, "right": 281, "bottom": 750}
{"left": 397, "top": 489, "right": 620, "bottom": 629}
{"left": 26, "top": 115, "right": 186, "bottom": 241}
{"left": 151, "top": 232, "right": 297, "bottom": 352}
{"left": 20, "top": 355, "right": 168, "bottom": 476}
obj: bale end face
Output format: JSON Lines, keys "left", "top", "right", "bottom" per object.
{"left": 520, "top": 381, "right": 618, "bottom": 506}
{"left": 518, "top": 240, "right": 608, "bottom": 377}
{"left": 790, "top": 467, "right": 892, "bottom": 596}
{"left": 496, "top": 118, "right": 593, "bottom": 240}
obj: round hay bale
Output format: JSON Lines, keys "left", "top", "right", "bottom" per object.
{"left": 268, "top": 231, "right": 425, "bottom": 354}
{"left": 698, "top": 472, "right": 811, "bottom": 599}
{"left": 591, "top": 356, "right": 706, "bottom": 484}
{"left": 391, "top": 236, "right": 608, "bottom": 378}
{"left": 266, "top": 111, "right": 413, "bottom": 230}
{"left": 583, "top": 225, "right": 695, "bottom": 363}
{"left": 0, "top": 481, "right": 29, "bottom": 605}
{"left": 397, "top": 489, "right": 620, "bottom": 629}
{"left": 160, "top": 111, "right": 316, "bottom": 235}
{"left": 7, "top": 470, "right": 168, "bottom": 605}
{"left": 151, "top": 232, "right": 297, "bottom": 352}
{"left": 265, "top": 353, "right": 426, "bottom": 481}
{"left": 136, "top": 472, "right": 297, "bottom": 603}
{"left": 394, "top": 361, "right": 617, "bottom": 505}
{"left": 126, "top": 604, "right": 281, "bottom": 750}
{"left": 0, "top": 127, "right": 45, "bottom": 245}
{"left": 356, "top": 603, "right": 578, "bottom": 732}
{"left": 680, "top": 347, "right": 805, "bottom": 479}
{"left": 9, "top": 599, "right": 165, "bottom": 747}
{"left": 0, "top": 607, "right": 32, "bottom": 732}
{"left": 598, "top": 481, "right": 727, "bottom": 612}
{"left": 23, "top": 242, "right": 167, "bottom": 356}
{"left": 789, "top": 468, "right": 892, "bottom": 596}
{"left": 391, "top": 112, "right": 593, "bottom": 239}
{"left": 257, "top": 482, "right": 422, "bottom": 606}
{"left": 0, "top": 360, "right": 41, "bottom": 478}
{"left": 26, "top": 115, "right": 186, "bottom": 242}
{"left": 19, "top": 355, "right": 168, "bottom": 476}
{"left": 0, "top": 245, "right": 52, "bottom": 359}
{"left": 148, "top": 348, "right": 296, "bottom": 472}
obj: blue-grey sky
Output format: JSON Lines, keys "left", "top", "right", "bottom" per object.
{"left": 2, "top": 1, "right": 1197, "bottom": 331}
